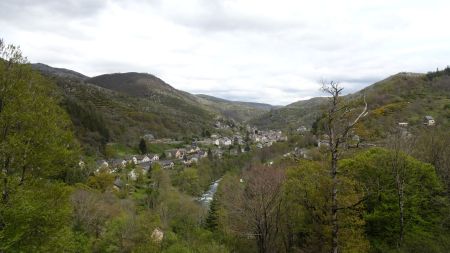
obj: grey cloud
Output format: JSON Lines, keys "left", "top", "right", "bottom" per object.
{"left": 0, "top": 0, "right": 106, "bottom": 19}
{"left": 2, "top": 0, "right": 449, "bottom": 105}
{"left": 155, "top": 1, "right": 304, "bottom": 33}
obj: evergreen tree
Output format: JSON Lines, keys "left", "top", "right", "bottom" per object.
{"left": 139, "top": 138, "right": 147, "bottom": 155}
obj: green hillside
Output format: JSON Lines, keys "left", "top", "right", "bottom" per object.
{"left": 33, "top": 66, "right": 216, "bottom": 155}
{"left": 31, "top": 65, "right": 282, "bottom": 155}
{"left": 251, "top": 70, "right": 450, "bottom": 138}
{"left": 249, "top": 96, "right": 327, "bottom": 131}
{"left": 356, "top": 71, "right": 450, "bottom": 139}
{"left": 196, "top": 94, "right": 275, "bottom": 122}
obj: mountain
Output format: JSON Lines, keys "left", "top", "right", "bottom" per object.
{"left": 87, "top": 73, "right": 277, "bottom": 122}
{"left": 196, "top": 94, "right": 276, "bottom": 122}
{"left": 249, "top": 96, "right": 327, "bottom": 131}
{"left": 32, "top": 66, "right": 215, "bottom": 155}
{"left": 251, "top": 70, "right": 450, "bottom": 139}
{"left": 32, "top": 63, "right": 88, "bottom": 80}
{"left": 31, "top": 64, "right": 278, "bottom": 155}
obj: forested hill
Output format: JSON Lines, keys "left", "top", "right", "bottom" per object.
{"left": 195, "top": 94, "right": 276, "bottom": 122}
{"left": 250, "top": 69, "right": 450, "bottom": 138}
{"left": 31, "top": 65, "right": 215, "bottom": 155}
{"left": 31, "top": 64, "right": 277, "bottom": 155}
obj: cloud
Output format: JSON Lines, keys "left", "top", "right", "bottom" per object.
{"left": 1, "top": 0, "right": 450, "bottom": 105}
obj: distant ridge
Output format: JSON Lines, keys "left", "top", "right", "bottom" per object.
{"left": 32, "top": 63, "right": 88, "bottom": 80}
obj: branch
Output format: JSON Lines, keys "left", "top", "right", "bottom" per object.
{"left": 336, "top": 196, "right": 368, "bottom": 211}
{"left": 350, "top": 95, "right": 368, "bottom": 127}
{"left": 340, "top": 94, "right": 368, "bottom": 141}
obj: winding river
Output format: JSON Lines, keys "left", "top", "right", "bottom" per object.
{"left": 198, "top": 178, "right": 222, "bottom": 207}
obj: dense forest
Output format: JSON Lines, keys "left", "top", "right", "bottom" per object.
{"left": 1, "top": 40, "right": 450, "bottom": 253}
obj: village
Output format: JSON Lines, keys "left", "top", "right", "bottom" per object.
{"left": 89, "top": 119, "right": 288, "bottom": 189}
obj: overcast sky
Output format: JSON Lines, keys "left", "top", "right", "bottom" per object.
{"left": 1, "top": 0, "right": 449, "bottom": 105}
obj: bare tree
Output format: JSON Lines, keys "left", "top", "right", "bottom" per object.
{"left": 222, "top": 166, "right": 285, "bottom": 253}
{"left": 386, "top": 127, "right": 416, "bottom": 246}
{"left": 321, "top": 81, "right": 368, "bottom": 253}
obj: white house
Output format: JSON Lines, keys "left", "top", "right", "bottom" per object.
{"left": 222, "top": 138, "right": 232, "bottom": 146}
{"left": 140, "top": 155, "right": 151, "bottom": 164}
{"left": 129, "top": 169, "right": 138, "bottom": 181}
{"left": 424, "top": 116, "right": 435, "bottom": 126}
{"left": 150, "top": 154, "right": 159, "bottom": 161}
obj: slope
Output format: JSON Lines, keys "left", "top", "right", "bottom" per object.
{"left": 32, "top": 65, "right": 216, "bottom": 155}
{"left": 196, "top": 94, "right": 276, "bottom": 122}
{"left": 251, "top": 69, "right": 450, "bottom": 138}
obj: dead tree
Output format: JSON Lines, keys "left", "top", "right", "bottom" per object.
{"left": 321, "top": 81, "right": 368, "bottom": 253}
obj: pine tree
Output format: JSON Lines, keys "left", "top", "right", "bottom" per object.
{"left": 139, "top": 138, "right": 147, "bottom": 155}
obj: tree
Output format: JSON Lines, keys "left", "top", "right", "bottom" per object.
{"left": 221, "top": 167, "right": 285, "bottom": 253}
{"left": 341, "top": 148, "right": 450, "bottom": 252}
{"left": 412, "top": 127, "right": 450, "bottom": 195}
{"left": 0, "top": 39, "right": 80, "bottom": 202}
{"left": 321, "top": 81, "right": 367, "bottom": 253}
{"left": 0, "top": 181, "right": 81, "bottom": 252}
{"left": 283, "top": 160, "right": 368, "bottom": 252}
{"left": 139, "top": 138, "right": 147, "bottom": 155}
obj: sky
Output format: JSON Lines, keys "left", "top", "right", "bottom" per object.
{"left": 1, "top": 0, "right": 449, "bottom": 105}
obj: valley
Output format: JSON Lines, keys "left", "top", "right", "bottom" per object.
{"left": 1, "top": 41, "right": 450, "bottom": 253}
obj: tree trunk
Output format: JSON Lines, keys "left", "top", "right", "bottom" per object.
{"left": 396, "top": 174, "right": 404, "bottom": 246}
{"left": 2, "top": 157, "right": 10, "bottom": 203}
{"left": 331, "top": 151, "right": 339, "bottom": 253}
{"left": 19, "top": 165, "right": 27, "bottom": 186}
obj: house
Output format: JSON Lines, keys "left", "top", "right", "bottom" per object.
{"left": 161, "top": 161, "right": 174, "bottom": 169}
{"left": 297, "top": 126, "right": 308, "bottom": 133}
{"left": 164, "top": 149, "right": 185, "bottom": 159}
{"left": 234, "top": 135, "right": 244, "bottom": 145}
{"left": 256, "top": 143, "right": 263, "bottom": 149}
{"left": 175, "top": 149, "right": 186, "bottom": 159}
{"left": 424, "top": 116, "right": 435, "bottom": 126}
{"left": 214, "top": 139, "right": 220, "bottom": 146}
{"left": 139, "top": 155, "right": 151, "bottom": 164}
{"left": 143, "top": 133, "right": 155, "bottom": 141}
{"left": 317, "top": 134, "right": 330, "bottom": 148}
{"left": 128, "top": 169, "right": 138, "bottom": 181}
{"left": 189, "top": 156, "right": 199, "bottom": 164}
{"left": 149, "top": 154, "right": 159, "bottom": 161}
{"left": 318, "top": 140, "right": 329, "bottom": 148}
{"left": 398, "top": 122, "right": 408, "bottom": 127}
{"left": 187, "top": 146, "right": 200, "bottom": 154}
{"left": 113, "top": 177, "right": 123, "bottom": 190}
{"left": 219, "top": 137, "right": 232, "bottom": 146}
{"left": 139, "top": 161, "right": 152, "bottom": 172}
{"left": 198, "top": 150, "right": 208, "bottom": 158}
{"left": 96, "top": 160, "right": 109, "bottom": 173}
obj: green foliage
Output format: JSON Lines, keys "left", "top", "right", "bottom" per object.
{"left": 283, "top": 160, "right": 369, "bottom": 252}
{"left": 0, "top": 180, "right": 82, "bottom": 252}
{"left": 341, "top": 148, "right": 450, "bottom": 252}
{"left": 87, "top": 171, "right": 115, "bottom": 192}
{"left": 104, "top": 142, "right": 136, "bottom": 158}
{"left": 0, "top": 40, "right": 80, "bottom": 191}
{"left": 63, "top": 97, "right": 110, "bottom": 146}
